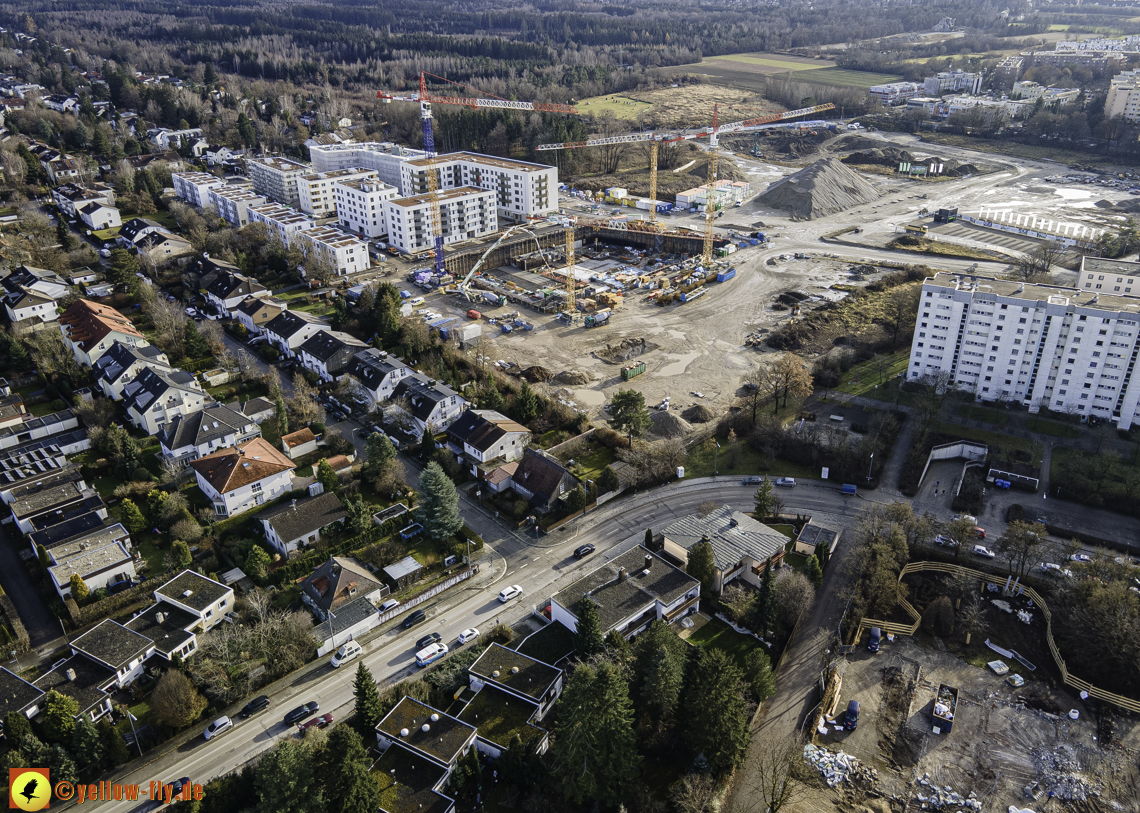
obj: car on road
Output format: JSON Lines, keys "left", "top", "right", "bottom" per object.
{"left": 167, "top": 777, "right": 191, "bottom": 797}
{"left": 203, "top": 716, "right": 233, "bottom": 740}
{"left": 457, "top": 628, "right": 479, "bottom": 645}
{"left": 331, "top": 640, "right": 362, "bottom": 667}
{"left": 972, "top": 527, "right": 986, "bottom": 538}
{"left": 284, "top": 702, "right": 320, "bottom": 726}
{"left": 240, "top": 696, "right": 270, "bottom": 718}
{"left": 775, "top": 477, "right": 796, "bottom": 488}
{"left": 952, "top": 514, "right": 978, "bottom": 525}
{"left": 416, "top": 632, "right": 442, "bottom": 650}
{"left": 297, "top": 713, "right": 333, "bottom": 733}
{"left": 972, "top": 545, "right": 996, "bottom": 559}
{"left": 934, "top": 535, "right": 958, "bottom": 548}
{"left": 498, "top": 585, "right": 523, "bottom": 603}
{"left": 1070, "top": 553, "right": 1092, "bottom": 563}
{"left": 574, "top": 544, "right": 596, "bottom": 558}
{"left": 185, "top": 307, "right": 198, "bottom": 317}
{"left": 742, "top": 476, "right": 762, "bottom": 485}
{"left": 401, "top": 609, "right": 427, "bottom": 629}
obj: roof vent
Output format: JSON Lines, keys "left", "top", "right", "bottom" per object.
{"left": 510, "top": 666, "right": 519, "bottom": 674}
{"left": 66, "top": 668, "right": 76, "bottom": 682}
{"left": 399, "top": 728, "right": 409, "bottom": 737}
{"left": 644, "top": 554, "right": 653, "bottom": 570}
{"left": 492, "top": 670, "right": 500, "bottom": 678}
{"left": 430, "top": 713, "right": 439, "bottom": 722}
{"left": 156, "top": 612, "right": 165, "bottom": 624}
{"left": 182, "top": 589, "right": 193, "bottom": 598}
{"left": 618, "top": 567, "right": 628, "bottom": 582}
{"left": 243, "top": 462, "right": 251, "bottom": 468}
{"left": 421, "top": 723, "right": 430, "bottom": 733}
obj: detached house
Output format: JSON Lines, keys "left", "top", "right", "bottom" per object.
{"left": 116, "top": 218, "right": 166, "bottom": 249}
{"left": 346, "top": 349, "right": 410, "bottom": 405}
{"left": 151, "top": 569, "right": 234, "bottom": 634}
{"left": 391, "top": 374, "right": 467, "bottom": 434}
{"left": 509, "top": 448, "right": 579, "bottom": 513}
{"left": 297, "top": 330, "right": 368, "bottom": 383}
{"left": 135, "top": 230, "right": 192, "bottom": 260}
{"left": 121, "top": 368, "right": 210, "bottom": 435}
{"left": 51, "top": 183, "right": 116, "bottom": 219}
{"left": 445, "top": 410, "right": 529, "bottom": 477}
{"left": 189, "top": 437, "right": 296, "bottom": 518}
{"left": 77, "top": 202, "right": 121, "bottom": 231}
{"left": 157, "top": 402, "right": 262, "bottom": 464}
{"left": 58, "top": 300, "right": 148, "bottom": 366}
{"left": 263, "top": 310, "right": 330, "bottom": 358}
{"left": 300, "top": 555, "right": 385, "bottom": 619}
{"left": 204, "top": 270, "right": 269, "bottom": 316}
{"left": 259, "top": 492, "right": 347, "bottom": 557}
{"left": 93, "top": 342, "right": 172, "bottom": 399}
{"left": 233, "top": 295, "right": 287, "bottom": 335}
{"left": 660, "top": 506, "right": 788, "bottom": 593}
{"left": 280, "top": 427, "right": 319, "bottom": 460}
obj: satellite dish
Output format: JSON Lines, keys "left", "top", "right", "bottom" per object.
{"left": 421, "top": 723, "right": 431, "bottom": 733}
{"left": 430, "top": 713, "right": 439, "bottom": 722}
{"left": 511, "top": 666, "right": 519, "bottom": 674}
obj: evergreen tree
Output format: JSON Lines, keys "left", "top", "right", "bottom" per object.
{"left": 352, "top": 663, "right": 384, "bottom": 734}
{"left": 372, "top": 283, "right": 402, "bottom": 347}
{"left": 514, "top": 382, "right": 539, "bottom": 423}
{"left": 70, "top": 718, "right": 104, "bottom": 772}
{"left": 609, "top": 388, "right": 651, "bottom": 445}
{"left": 254, "top": 739, "right": 323, "bottom": 813}
{"left": 640, "top": 645, "right": 684, "bottom": 722}
{"left": 37, "top": 544, "right": 50, "bottom": 569}
{"left": 274, "top": 394, "right": 288, "bottom": 437}
{"left": 481, "top": 377, "right": 506, "bottom": 411}
{"left": 419, "top": 427, "right": 435, "bottom": 459}
{"left": 681, "top": 649, "right": 751, "bottom": 777}
{"left": 574, "top": 597, "right": 605, "bottom": 661}
{"left": 69, "top": 575, "right": 90, "bottom": 602}
{"left": 816, "top": 540, "right": 830, "bottom": 571}
{"left": 245, "top": 545, "right": 271, "bottom": 581}
{"left": 415, "top": 462, "right": 463, "bottom": 541}
{"left": 204, "top": 62, "right": 218, "bottom": 84}
{"left": 361, "top": 432, "right": 395, "bottom": 483}
{"left": 751, "top": 559, "right": 777, "bottom": 637}
{"left": 566, "top": 484, "right": 586, "bottom": 513}
{"left": 744, "top": 649, "right": 777, "bottom": 703}
{"left": 342, "top": 494, "right": 371, "bottom": 535}
{"left": 45, "top": 745, "right": 78, "bottom": 785}
{"left": 106, "top": 248, "right": 139, "bottom": 286}
{"left": 171, "top": 539, "right": 194, "bottom": 571}
{"left": 97, "top": 719, "right": 129, "bottom": 768}
{"left": 686, "top": 536, "right": 718, "bottom": 596}
{"left": 316, "top": 459, "right": 339, "bottom": 494}
{"left": 3, "top": 711, "right": 31, "bottom": 746}
{"left": 805, "top": 555, "right": 823, "bottom": 587}
{"left": 40, "top": 690, "right": 80, "bottom": 744}
{"left": 237, "top": 112, "right": 257, "bottom": 148}
{"left": 644, "top": 527, "right": 653, "bottom": 546}
{"left": 754, "top": 477, "right": 775, "bottom": 518}
{"left": 119, "top": 498, "right": 147, "bottom": 535}
{"left": 599, "top": 465, "right": 621, "bottom": 494}
{"left": 6, "top": 336, "right": 29, "bottom": 371}
{"left": 184, "top": 320, "right": 210, "bottom": 358}
{"left": 604, "top": 629, "right": 632, "bottom": 665}
{"left": 318, "top": 726, "right": 379, "bottom": 813}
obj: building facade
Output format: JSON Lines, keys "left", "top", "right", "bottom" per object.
{"left": 297, "top": 168, "right": 377, "bottom": 218}
{"left": 172, "top": 172, "right": 226, "bottom": 208}
{"left": 246, "top": 203, "right": 315, "bottom": 249}
{"left": 334, "top": 178, "right": 399, "bottom": 239}
{"left": 384, "top": 187, "right": 497, "bottom": 254}
{"left": 1106, "top": 69, "right": 1140, "bottom": 123}
{"left": 245, "top": 156, "right": 311, "bottom": 207}
{"left": 296, "top": 226, "right": 369, "bottom": 276}
{"left": 208, "top": 186, "right": 267, "bottom": 227}
{"left": 399, "top": 152, "right": 556, "bottom": 220}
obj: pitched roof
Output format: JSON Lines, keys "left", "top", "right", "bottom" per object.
{"left": 70, "top": 619, "right": 154, "bottom": 670}
{"left": 512, "top": 448, "right": 576, "bottom": 502}
{"left": 206, "top": 270, "right": 267, "bottom": 301}
{"left": 281, "top": 427, "right": 316, "bottom": 448}
{"left": 662, "top": 506, "right": 788, "bottom": 571}
{"left": 259, "top": 492, "right": 347, "bottom": 544}
{"left": 188, "top": 437, "right": 295, "bottom": 493}
{"left": 118, "top": 218, "right": 162, "bottom": 242}
{"left": 264, "top": 309, "right": 328, "bottom": 340}
{"left": 298, "top": 330, "right": 367, "bottom": 363}
{"left": 393, "top": 374, "right": 460, "bottom": 422}
{"left": 234, "top": 295, "right": 285, "bottom": 319}
{"left": 154, "top": 570, "right": 232, "bottom": 613}
{"left": 157, "top": 402, "right": 256, "bottom": 452}
{"left": 58, "top": 300, "right": 144, "bottom": 351}
{"left": 300, "top": 555, "right": 383, "bottom": 613}
{"left": 0, "top": 667, "right": 45, "bottom": 719}
{"left": 93, "top": 342, "right": 170, "bottom": 387}
{"left": 122, "top": 367, "right": 202, "bottom": 415}
{"left": 346, "top": 348, "right": 408, "bottom": 391}
{"left": 239, "top": 397, "right": 275, "bottom": 418}
{"left": 446, "top": 409, "right": 528, "bottom": 453}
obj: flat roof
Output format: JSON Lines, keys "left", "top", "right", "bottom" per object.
{"left": 248, "top": 155, "right": 310, "bottom": 173}
{"left": 372, "top": 746, "right": 452, "bottom": 813}
{"left": 924, "top": 272, "right": 1140, "bottom": 315}
{"left": 302, "top": 226, "right": 366, "bottom": 248}
{"left": 468, "top": 643, "right": 560, "bottom": 701}
{"left": 301, "top": 167, "right": 376, "bottom": 182}
{"left": 70, "top": 619, "right": 153, "bottom": 670}
{"left": 49, "top": 540, "right": 131, "bottom": 584}
{"left": 408, "top": 151, "right": 553, "bottom": 172}
{"left": 335, "top": 178, "right": 397, "bottom": 193}
{"left": 249, "top": 203, "right": 313, "bottom": 225}
{"left": 33, "top": 655, "right": 114, "bottom": 714}
{"left": 376, "top": 696, "right": 475, "bottom": 766}
{"left": 154, "top": 570, "right": 230, "bottom": 613}
{"left": 124, "top": 602, "right": 197, "bottom": 654}
{"left": 389, "top": 186, "right": 494, "bottom": 209}
{"left": 210, "top": 186, "right": 265, "bottom": 202}
{"left": 457, "top": 684, "right": 546, "bottom": 749}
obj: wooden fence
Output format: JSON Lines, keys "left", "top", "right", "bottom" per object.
{"left": 854, "top": 561, "right": 1140, "bottom": 713}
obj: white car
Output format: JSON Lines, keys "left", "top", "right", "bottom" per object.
{"left": 775, "top": 478, "right": 796, "bottom": 488}
{"left": 203, "top": 716, "right": 233, "bottom": 740}
{"left": 185, "top": 307, "right": 198, "bottom": 317}
{"left": 498, "top": 585, "right": 523, "bottom": 603}
{"left": 972, "top": 545, "right": 996, "bottom": 559}
{"left": 952, "top": 514, "right": 978, "bottom": 525}
{"left": 1070, "top": 553, "right": 1092, "bottom": 563}
{"left": 457, "top": 628, "right": 480, "bottom": 645}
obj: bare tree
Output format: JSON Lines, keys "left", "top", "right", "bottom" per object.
{"left": 26, "top": 330, "right": 85, "bottom": 381}
{"left": 146, "top": 296, "right": 187, "bottom": 350}
{"left": 234, "top": 349, "right": 259, "bottom": 381}
{"left": 1013, "top": 240, "right": 1066, "bottom": 282}
{"left": 740, "top": 737, "right": 810, "bottom": 813}
{"left": 596, "top": 113, "right": 630, "bottom": 175}
{"left": 199, "top": 319, "right": 226, "bottom": 356}
{"left": 671, "top": 773, "right": 716, "bottom": 813}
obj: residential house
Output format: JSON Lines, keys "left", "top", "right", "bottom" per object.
{"left": 45, "top": 156, "right": 82, "bottom": 186}
{"left": 300, "top": 555, "right": 385, "bottom": 619}
{"left": 151, "top": 569, "right": 235, "bottom": 634}
{"left": 205, "top": 270, "right": 268, "bottom": 316}
{"left": 66, "top": 268, "right": 98, "bottom": 286}
{"left": 390, "top": 374, "right": 467, "bottom": 434}
{"left": 263, "top": 309, "right": 329, "bottom": 358}
{"left": 280, "top": 427, "right": 318, "bottom": 460}
{"left": 171, "top": 171, "right": 225, "bottom": 207}
{"left": 51, "top": 183, "right": 115, "bottom": 219}
{"left": 5, "top": 289, "right": 58, "bottom": 329}
{"left": 232, "top": 295, "right": 287, "bottom": 335}
{"left": 93, "top": 341, "right": 172, "bottom": 399}
{"left": 9, "top": 480, "right": 105, "bottom": 534}
{"left": 58, "top": 300, "right": 148, "bottom": 366}
{"left": 0, "top": 668, "right": 47, "bottom": 727}
{"left": 188, "top": 437, "right": 296, "bottom": 517}
{"left": 375, "top": 696, "right": 476, "bottom": 773}
{"left": 69, "top": 619, "right": 156, "bottom": 689}
{"left": 2, "top": 265, "right": 69, "bottom": 303}
{"left": 549, "top": 546, "right": 700, "bottom": 640}
{"left": 237, "top": 397, "right": 276, "bottom": 424}
{"left": 660, "top": 506, "right": 789, "bottom": 593}
{"left": 203, "top": 145, "right": 236, "bottom": 167}
{"left": 259, "top": 491, "right": 347, "bottom": 557}
{"left": 32, "top": 656, "right": 117, "bottom": 723}
{"left": 297, "top": 330, "right": 368, "bottom": 383}
{"left": 508, "top": 448, "right": 579, "bottom": 513}
{"left": 457, "top": 645, "right": 557, "bottom": 754}
{"left": 147, "top": 127, "right": 203, "bottom": 149}
{"left": 116, "top": 218, "right": 166, "bottom": 249}
{"left": 445, "top": 410, "right": 529, "bottom": 477}
{"left": 77, "top": 202, "right": 120, "bottom": 231}
{"left": 135, "top": 230, "right": 192, "bottom": 261}
{"left": 122, "top": 368, "right": 210, "bottom": 435}
{"left": 43, "top": 95, "right": 79, "bottom": 114}
{"left": 157, "top": 402, "right": 262, "bottom": 464}
{"left": 346, "top": 349, "right": 411, "bottom": 405}
{"left": 47, "top": 537, "right": 134, "bottom": 600}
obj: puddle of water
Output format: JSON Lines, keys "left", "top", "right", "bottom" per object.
{"left": 658, "top": 351, "right": 701, "bottom": 376}
{"left": 573, "top": 389, "right": 605, "bottom": 406}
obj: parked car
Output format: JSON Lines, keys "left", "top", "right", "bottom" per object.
{"left": 1070, "top": 553, "right": 1092, "bottom": 563}
{"left": 972, "top": 545, "right": 996, "bottom": 559}
{"left": 973, "top": 527, "right": 986, "bottom": 538}
{"left": 283, "top": 702, "right": 319, "bottom": 726}
{"left": 574, "top": 544, "right": 596, "bottom": 558}
{"left": 240, "top": 696, "right": 270, "bottom": 718}
{"left": 934, "top": 535, "right": 958, "bottom": 548}
{"left": 379, "top": 598, "right": 401, "bottom": 612}
{"left": 457, "top": 628, "right": 480, "bottom": 645}
{"left": 844, "top": 700, "right": 860, "bottom": 730}
{"left": 742, "top": 476, "right": 762, "bottom": 485}
{"left": 203, "top": 716, "right": 233, "bottom": 740}
{"left": 416, "top": 632, "right": 442, "bottom": 650}
{"left": 952, "top": 514, "right": 978, "bottom": 525}
{"left": 868, "top": 627, "right": 882, "bottom": 653}
{"left": 331, "top": 640, "right": 362, "bottom": 667}
{"left": 185, "top": 307, "right": 198, "bottom": 317}
{"left": 498, "top": 585, "right": 523, "bottom": 603}
{"left": 297, "top": 713, "right": 334, "bottom": 733}
{"left": 775, "top": 478, "right": 796, "bottom": 488}
{"left": 401, "top": 609, "right": 427, "bottom": 629}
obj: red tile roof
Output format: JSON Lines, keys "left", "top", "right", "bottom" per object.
{"left": 281, "top": 427, "right": 317, "bottom": 448}
{"left": 189, "top": 437, "right": 295, "bottom": 493}
{"left": 58, "top": 300, "right": 144, "bottom": 351}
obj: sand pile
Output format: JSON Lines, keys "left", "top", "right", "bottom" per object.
{"left": 758, "top": 158, "right": 881, "bottom": 221}
{"left": 553, "top": 370, "right": 591, "bottom": 385}
{"left": 596, "top": 338, "right": 656, "bottom": 364}
{"left": 682, "top": 404, "right": 715, "bottom": 423}
{"left": 841, "top": 145, "right": 981, "bottom": 177}
{"left": 650, "top": 410, "right": 692, "bottom": 438}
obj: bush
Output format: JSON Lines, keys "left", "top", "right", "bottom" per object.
{"left": 49, "top": 399, "right": 66, "bottom": 412}
{"left": 594, "top": 426, "right": 628, "bottom": 450}
{"left": 131, "top": 466, "right": 155, "bottom": 482}
{"left": 922, "top": 596, "right": 955, "bottom": 637}
{"left": 170, "top": 518, "right": 204, "bottom": 543}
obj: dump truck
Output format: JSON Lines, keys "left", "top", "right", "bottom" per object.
{"left": 932, "top": 684, "right": 958, "bottom": 734}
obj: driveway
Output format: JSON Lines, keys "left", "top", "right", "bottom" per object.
{"left": 0, "top": 525, "right": 63, "bottom": 649}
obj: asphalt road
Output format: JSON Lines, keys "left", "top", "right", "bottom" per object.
{"left": 79, "top": 478, "right": 869, "bottom": 813}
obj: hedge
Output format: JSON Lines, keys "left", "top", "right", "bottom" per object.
{"left": 271, "top": 512, "right": 417, "bottom": 584}
{"left": 66, "top": 576, "right": 163, "bottom": 629}
{"left": 0, "top": 586, "right": 30, "bottom": 655}
{"left": 181, "top": 357, "right": 217, "bottom": 374}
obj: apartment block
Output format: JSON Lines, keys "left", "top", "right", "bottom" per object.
{"left": 247, "top": 203, "right": 315, "bottom": 248}
{"left": 868, "top": 81, "right": 923, "bottom": 106}
{"left": 208, "top": 186, "right": 267, "bottom": 227}
{"left": 296, "top": 226, "right": 369, "bottom": 277}
{"left": 400, "top": 152, "right": 556, "bottom": 219}
{"left": 384, "top": 187, "right": 496, "bottom": 255}
{"left": 245, "top": 156, "right": 311, "bottom": 207}
{"left": 172, "top": 172, "right": 226, "bottom": 208}
{"left": 334, "top": 178, "right": 399, "bottom": 239}
{"left": 923, "top": 70, "right": 982, "bottom": 96}
{"left": 1106, "top": 68, "right": 1140, "bottom": 123}
{"left": 908, "top": 272, "right": 1140, "bottom": 429}
{"left": 308, "top": 141, "right": 427, "bottom": 189}
{"left": 297, "top": 168, "right": 377, "bottom": 218}
{"left": 993, "top": 56, "right": 1024, "bottom": 90}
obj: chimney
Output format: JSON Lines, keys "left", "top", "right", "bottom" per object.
{"left": 644, "top": 554, "right": 653, "bottom": 571}
{"left": 618, "top": 567, "right": 627, "bottom": 582}
{"left": 66, "top": 668, "right": 76, "bottom": 682}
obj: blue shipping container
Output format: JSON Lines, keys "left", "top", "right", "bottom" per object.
{"left": 716, "top": 268, "right": 736, "bottom": 283}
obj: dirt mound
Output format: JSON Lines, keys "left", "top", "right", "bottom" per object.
{"left": 649, "top": 410, "right": 692, "bottom": 438}
{"left": 596, "top": 338, "right": 657, "bottom": 364}
{"left": 519, "top": 365, "right": 552, "bottom": 383}
{"left": 841, "top": 144, "right": 981, "bottom": 177}
{"left": 552, "top": 370, "right": 591, "bottom": 385}
{"left": 758, "top": 158, "right": 881, "bottom": 221}
{"left": 682, "top": 404, "right": 715, "bottom": 423}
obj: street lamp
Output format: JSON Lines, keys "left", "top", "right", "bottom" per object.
{"left": 126, "top": 710, "right": 143, "bottom": 758}
{"left": 866, "top": 452, "right": 874, "bottom": 482}
{"left": 714, "top": 441, "right": 720, "bottom": 475}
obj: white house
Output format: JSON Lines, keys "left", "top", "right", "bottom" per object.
{"left": 280, "top": 427, "right": 319, "bottom": 460}
{"left": 172, "top": 171, "right": 226, "bottom": 208}
{"left": 203, "top": 145, "right": 236, "bottom": 167}
{"left": 297, "top": 330, "right": 368, "bottom": 383}
{"left": 121, "top": 368, "right": 211, "bottom": 435}
{"left": 258, "top": 491, "right": 347, "bottom": 557}
{"left": 117, "top": 218, "right": 167, "bottom": 249}
{"left": 333, "top": 177, "right": 398, "bottom": 239}
{"left": 296, "top": 226, "right": 369, "bottom": 277}
{"left": 188, "top": 437, "right": 296, "bottom": 518}
{"left": 58, "top": 300, "right": 149, "bottom": 367}
{"left": 148, "top": 127, "right": 203, "bottom": 149}
{"left": 445, "top": 409, "right": 530, "bottom": 476}
{"left": 78, "top": 202, "right": 121, "bottom": 231}
{"left": 297, "top": 168, "right": 378, "bottom": 218}
{"left": 69, "top": 620, "right": 156, "bottom": 689}
{"left": 151, "top": 569, "right": 235, "bottom": 633}
{"left": 157, "top": 402, "right": 262, "bottom": 464}
{"left": 52, "top": 183, "right": 116, "bottom": 219}
{"left": 391, "top": 374, "right": 467, "bottom": 433}
{"left": 263, "top": 309, "right": 329, "bottom": 358}
{"left": 208, "top": 186, "right": 267, "bottom": 227}
{"left": 93, "top": 342, "right": 172, "bottom": 399}
{"left": 48, "top": 540, "right": 135, "bottom": 600}
{"left": 345, "top": 348, "right": 411, "bottom": 404}
{"left": 204, "top": 269, "right": 269, "bottom": 316}
{"left": 5, "top": 290, "right": 59, "bottom": 328}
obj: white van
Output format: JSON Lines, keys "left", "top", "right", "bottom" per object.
{"left": 408, "top": 297, "right": 425, "bottom": 307}
{"left": 415, "top": 642, "right": 448, "bottom": 667}
{"left": 331, "top": 640, "right": 362, "bottom": 667}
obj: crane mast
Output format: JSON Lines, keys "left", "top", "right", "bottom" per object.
{"left": 703, "top": 104, "right": 719, "bottom": 265}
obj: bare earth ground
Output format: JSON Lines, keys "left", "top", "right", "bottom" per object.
{"left": 579, "top": 83, "right": 780, "bottom": 129}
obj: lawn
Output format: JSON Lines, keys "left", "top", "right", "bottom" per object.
{"left": 563, "top": 445, "right": 616, "bottom": 483}
{"left": 578, "top": 94, "right": 654, "bottom": 120}
{"left": 956, "top": 404, "right": 1009, "bottom": 427}
{"left": 1026, "top": 416, "right": 1080, "bottom": 439}
{"left": 829, "top": 350, "right": 916, "bottom": 406}
{"left": 684, "top": 438, "right": 820, "bottom": 481}
{"left": 516, "top": 622, "right": 577, "bottom": 665}
{"left": 686, "top": 616, "right": 759, "bottom": 668}
{"left": 783, "top": 551, "right": 811, "bottom": 570}
{"left": 709, "top": 53, "right": 833, "bottom": 72}
{"left": 933, "top": 420, "right": 1043, "bottom": 466}
{"left": 90, "top": 227, "right": 120, "bottom": 242}
{"left": 889, "top": 236, "right": 1005, "bottom": 261}
{"left": 799, "top": 67, "right": 903, "bottom": 88}
{"left": 768, "top": 523, "right": 797, "bottom": 540}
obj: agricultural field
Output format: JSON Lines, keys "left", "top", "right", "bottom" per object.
{"left": 665, "top": 52, "right": 901, "bottom": 92}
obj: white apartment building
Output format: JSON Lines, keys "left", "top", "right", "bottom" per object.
{"left": 172, "top": 171, "right": 226, "bottom": 208}
{"left": 247, "top": 202, "right": 315, "bottom": 248}
{"left": 308, "top": 141, "right": 427, "bottom": 189}
{"left": 868, "top": 81, "right": 923, "bottom": 106}
{"left": 296, "top": 226, "right": 369, "bottom": 276}
{"left": 1106, "top": 69, "right": 1140, "bottom": 122}
{"left": 297, "top": 168, "right": 377, "bottom": 218}
{"left": 208, "top": 186, "right": 267, "bottom": 227}
{"left": 385, "top": 186, "right": 497, "bottom": 255}
{"left": 908, "top": 272, "right": 1140, "bottom": 429}
{"left": 400, "top": 152, "right": 557, "bottom": 219}
{"left": 923, "top": 70, "right": 982, "bottom": 96}
{"left": 334, "top": 178, "right": 398, "bottom": 238}
{"left": 245, "top": 156, "right": 310, "bottom": 207}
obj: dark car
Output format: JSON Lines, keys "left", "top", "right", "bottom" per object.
{"left": 416, "top": 632, "right": 442, "bottom": 650}
{"left": 240, "top": 695, "right": 270, "bottom": 718}
{"left": 868, "top": 627, "right": 882, "bottom": 653}
{"left": 284, "top": 701, "right": 320, "bottom": 726}
{"left": 297, "top": 713, "right": 334, "bottom": 733}
{"left": 401, "top": 609, "right": 427, "bottom": 629}
{"left": 168, "top": 777, "right": 191, "bottom": 796}
{"left": 574, "top": 544, "right": 596, "bottom": 558}
{"left": 844, "top": 700, "right": 860, "bottom": 731}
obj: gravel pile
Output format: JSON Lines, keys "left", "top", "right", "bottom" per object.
{"left": 649, "top": 410, "right": 692, "bottom": 438}
{"left": 841, "top": 145, "right": 982, "bottom": 177}
{"left": 553, "top": 370, "right": 591, "bottom": 385}
{"left": 758, "top": 158, "right": 881, "bottom": 221}
{"left": 682, "top": 404, "right": 715, "bottom": 423}
{"left": 802, "top": 744, "right": 878, "bottom": 787}
{"left": 915, "top": 776, "right": 983, "bottom": 811}
{"left": 1032, "top": 746, "right": 1102, "bottom": 801}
